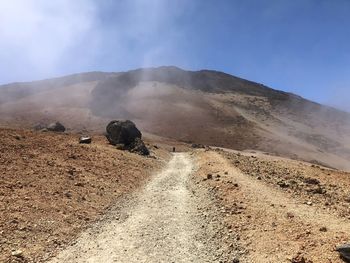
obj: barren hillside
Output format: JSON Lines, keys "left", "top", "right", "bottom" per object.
{"left": 1, "top": 66, "right": 350, "bottom": 170}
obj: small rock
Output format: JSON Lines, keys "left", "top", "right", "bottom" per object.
{"left": 11, "top": 250, "right": 23, "bottom": 258}
{"left": 13, "top": 134, "right": 21, "bottom": 140}
{"left": 64, "top": 192, "right": 72, "bottom": 198}
{"left": 319, "top": 226, "right": 327, "bottom": 232}
{"left": 47, "top": 122, "right": 66, "bottom": 132}
{"left": 286, "top": 212, "right": 295, "bottom": 219}
{"left": 79, "top": 136, "right": 92, "bottom": 144}
{"left": 68, "top": 154, "right": 78, "bottom": 159}
{"left": 207, "top": 174, "right": 213, "bottom": 180}
{"left": 304, "top": 178, "right": 320, "bottom": 185}
{"left": 67, "top": 169, "right": 75, "bottom": 176}
{"left": 309, "top": 187, "right": 326, "bottom": 194}
{"left": 277, "top": 180, "right": 289, "bottom": 188}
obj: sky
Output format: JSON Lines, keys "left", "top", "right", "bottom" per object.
{"left": 0, "top": 0, "right": 350, "bottom": 109}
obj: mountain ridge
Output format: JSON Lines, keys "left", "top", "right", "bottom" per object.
{"left": 1, "top": 66, "right": 342, "bottom": 114}
{"left": 1, "top": 66, "right": 350, "bottom": 170}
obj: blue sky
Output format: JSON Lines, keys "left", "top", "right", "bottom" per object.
{"left": 0, "top": 0, "right": 350, "bottom": 109}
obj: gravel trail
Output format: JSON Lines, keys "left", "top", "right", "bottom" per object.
{"left": 48, "top": 153, "right": 225, "bottom": 263}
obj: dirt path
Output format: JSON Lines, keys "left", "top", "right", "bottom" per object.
{"left": 48, "top": 153, "right": 227, "bottom": 263}
{"left": 48, "top": 149, "right": 350, "bottom": 263}
{"left": 196, "top": 150, "right": 350, "bottom": 262}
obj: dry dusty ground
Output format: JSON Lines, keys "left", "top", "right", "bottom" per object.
{"left": 3, "top": 127, "right": 350, "bottom": 263}
{"left": 0, "top": 128, "right": 171, "bottom": 263}
{"left": 194, "top": 149, "right": 350, "bottom": 262}
{"left": 48, "top": 153, "right": 234, "bottom": 263}
{"left": 0, "top": 127, "right": 239, "bottom": 263}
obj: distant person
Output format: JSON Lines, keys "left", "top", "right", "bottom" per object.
{"left": 173, "top": 147, "right": 176, "bottom": 152}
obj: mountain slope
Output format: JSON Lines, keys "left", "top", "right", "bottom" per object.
{"left": 1, "top": 66, "right": 350, "bottom": 170}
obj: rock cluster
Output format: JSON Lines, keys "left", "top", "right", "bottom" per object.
{"left": 218, "top": 150, "right": 337, "bottom": 209}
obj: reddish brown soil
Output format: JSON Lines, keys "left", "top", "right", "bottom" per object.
{"left": 194, "top": 149, "right": 350, "bottom": 263}
{"left": 0, "top": 128, "right": 170, "bottom": 262}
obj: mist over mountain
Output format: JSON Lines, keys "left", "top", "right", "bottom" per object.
{"left": 1, "top": 66, "right": 350, "bottom": 170}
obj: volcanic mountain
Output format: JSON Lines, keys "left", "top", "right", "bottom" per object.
{"left": 1, "top": 66, "right": 350, "bottom": 170}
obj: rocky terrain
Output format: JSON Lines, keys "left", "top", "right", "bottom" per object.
{"left": 0, "top": 127, "right": 171, "bottom": 262}
{"left": 219, "top": 148, "right": 350, "bottom": 219}
{"left": 1, "top": 66, "right": 350, "bottom": 170}
{"left": 194, "top": 148, "right": 350, "bottom": 262}
{"left": 2, "top": 126, "right": 350, "bottom": 262}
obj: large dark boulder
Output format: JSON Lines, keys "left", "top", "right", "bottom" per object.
{"left": 47, "top": 122, "right": 66, "bottom": 132}
{"left": 106, "top": 120, "right": 142, "bottom": 146}
{"left": 106, "top": 120, "right": 149, "bottom": 155}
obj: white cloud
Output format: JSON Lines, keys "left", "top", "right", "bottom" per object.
{"left": 0, "top": 0, "right": 98, "bottom": 81}
{"left": 0, "top": 0, "right": 192, "bottom": 83}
